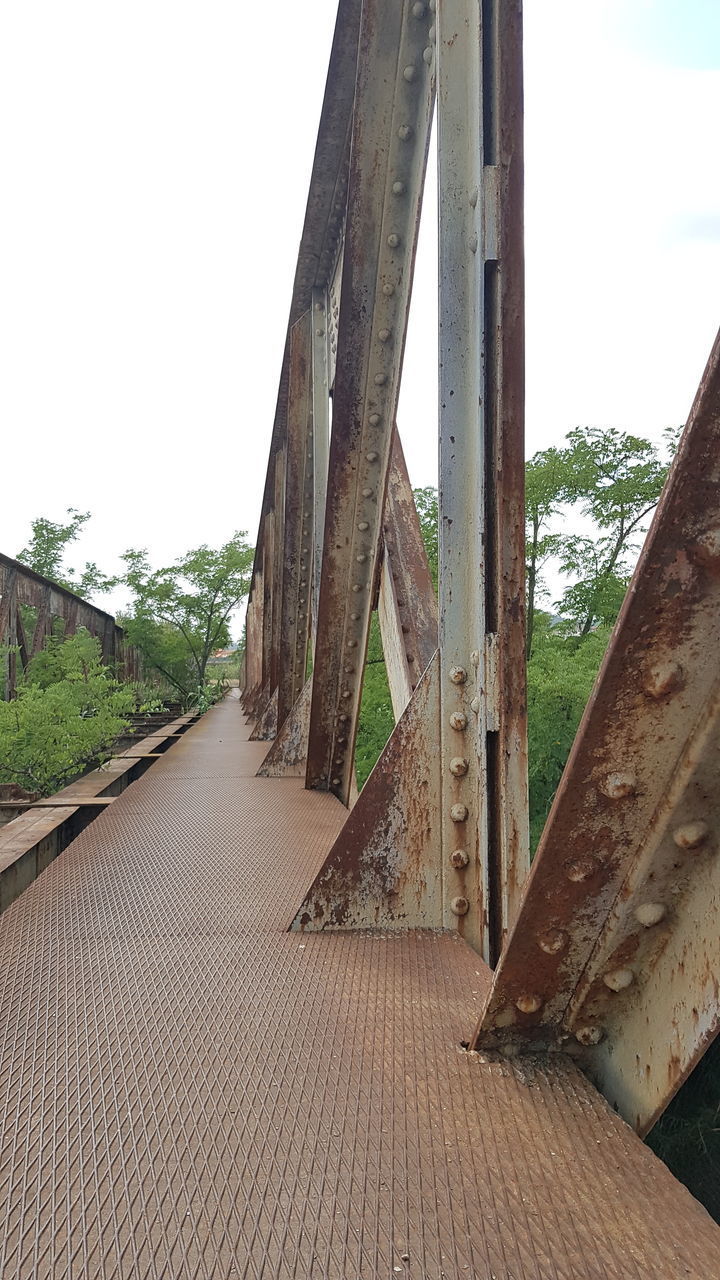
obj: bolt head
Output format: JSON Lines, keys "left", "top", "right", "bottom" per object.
{"left": 356, "top": 554, "right": 367, "bottom": 564}
{"left": 392, "top": 182, "right": 405, "bottom": 196}
{"left": 537, "top": 928, "right": 568, "bottom": 955}
{"left": 566, "top": 856, "right": 601, "bottom": 883}
{"left": 449, "top": 756, "right": 469, "bottom": 778}
{"left": 382, "top": 283, "right": 395, "bottom": 296}
{"left": 378, "top": 328, "right": 391, "bottom": 342}
{"left": 603, "top": 967, "right": 634, "bottom": 992}
{"left": 450, "top": 803, "right": 468, "bottom": 823}
{"left": 366, "top": 451, "right": 379, "bottom": 462}
{"left": 362, "top": 488, "right": 373, "bottom": 498}
{"left": 422, "top": 45, "right": 433, "bottom": 64}
{"left": 601, "top": 771, "right": 637, "bottom": 799}
{"left": 449, "top": 666, "right": 467, "bottom": 684}
{"left": 673, "top": 820, "right": 710, "bottom": 849}
{"left": 635, "top": 902, "right": 666, "bottom": 927}
{"left": 411, "top": 1, "right": 425, "bottom": 15}
{"left": 347, "top": 640, "right": 357, "bottom": 649}
{"left": 450, "top": 896, "right": 469, "bottom": 916}
{"left": 403, "top": 65, "right": 417, "bottom": 82}
{"left": 358, "top": 521, "right": 369, "bottom": 532}
{"left": 450, "top": 848, "right": 469, "bottom": 869}
{"left": 449, "top": 711, "right": 468, "bottom": 731}
{"left": 516, "top": 994, "right": 543, "bottom": 1015}
{"left": 386, "top": 234, "right": 400, "bottom": 249}
{"left": 332, "top": 777, "right": 341, "bottom": 787}
{"left": 644, "top": 660, "right": 683, "bottom": 699}
{"left": 369, "top": 413, "right": 381, "bottom": 426}
{"left": 575, "top": 1025, "right": 603, "bottom": 1046}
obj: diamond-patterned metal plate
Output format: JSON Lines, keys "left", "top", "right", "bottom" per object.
{"left": 1, "top": 698, "right": 717, "bottom": 1278}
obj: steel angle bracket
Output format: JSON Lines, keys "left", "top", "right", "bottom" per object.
{"left": 292, "top": 652, "right": 442, "bottom": 932}
{"left": 306, "top": 0, "right": 436, "bottom": 805}
{"left": 473, "top": 327, "right": 720, "bottom": 1135}
{"left": 249, "top": 686, "right": 278, "bottom": 743}
{"left": 257, "top": 677, "right": 313, "bottom": 778}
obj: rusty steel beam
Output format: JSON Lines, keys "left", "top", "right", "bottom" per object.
{"left": 378, "top": 427, "right": 438, "bottom": 720}
{"left": 306, "top": 0, "right": 436, "bottom": 804}
{"left": 258, "top": 677, "right": 313, "bottom": 778}
{"left": 277, "top": 313, "right": 314, "bottom": 730}
{"left": 436, "top": 0, "right": 527, "bottom": 961}
{"left": 311, "top": 287, "right": 330, "bottom": 637}
{"left": 473, "top": 327, "right": 720, "bottom": 1134}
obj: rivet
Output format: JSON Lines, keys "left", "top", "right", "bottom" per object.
{"left": 332, "top": 777, "right": 341, "bottom": 787}
{"left": 429, "top": 22, "right": 436, "bottom": 41}
{"left": 644, "top": 660, "right": 683, "bottom": 698}
{"left": 673, "top": 820, "right": 710, "bottom": 850}
{"left": 635, "top": 903, "right": 666, "bottom": 927}
{"left": 470, "top": 649, "right": 480, "bottom": 667}
{"left": 450, "top": 848, "right": 469, "bottom": 869}
{"left": 358, "top": 521, "right": 369, "bottom": 531}
{"left": 449, "top": 666, "right": 467, "bottom": 684}
{"left": 300, "top": 580, "right": 307, "bottom": 588}
{"left": 406, "top": 653, "right": 415, "bottom": 664}
{"left": 537, "top": 928, "right": 568, "bottom": 955}
{"left": 347, "top": 640, "right": 358, "bottom": 649}
{"left": 449, "top": 757, "right": 469, "bottom": 777}
{"left": 362, "top": 488, "right": 373, "bottom": 498}
{"left": 575, "top": 1025, "right": 603, "bottom": 1046}
{"left": 689, "top": 527, "right": 720, "bottom": 569}
{"left": 382, "top": 283, "right": 395, "bottom": 296}
{"left": 450, "top": 803, "right": 468, "bottom": 823}
{"left": 516, "top": 994, "right": 543, "bottom": 1014}
{"left": 449, "top": 711, "right": 468, "bottom": 731}
{"left": 386, "top": 234, "right": 400, "bottom": 249}
{"left": 428, "top": 0, "right": 436, "bottom": 11}
{"left": 350, "top": 612, "right": 361, "bottom": 621}
{"left": 398, "top": 124, "right": 413, "bottom": 141}
{"left": 338, "top": 714, "right": 349, "bottom": 723}
{"left": 450, "top": 896, "right": 469, "bottom": 916}
{"left": 601, "top": 772, "right": 636, "bottom": 799}
{"left": 356, "top": 554, "right": 367, "bottom": 563}
{"left": 367, "top": 451, "right": 379, "bottom": 461}
{"left": 352, "top": 584, "right": 363, "bottom": 593}
{"left": 315, "top": 301, "right": 324, "bottom": 312}
{"left": 378, "top": 328, "right": 391, "bottom": 342}
{"left": 603, "top": 968, "right": 634, "bottom": 992}
{"left": 340, "top": 689, "right": 351, "bottom": 699}
{"left": 403, "top": 65, "right": 417, "bottom": 82}
{"left": 392, "top": 182, "right": 405, "bottom": 196}
{"left": 470, "top": 697, "right": 480, "bottom": 714}
{"left": 422, "top": 46, "right": 433, "bottom": 64}
{"left": 316, "top": 327, "right": 325, "bottom": 337}
{"left": 469, "top": 187, "right": 478, "bottom": 208}
{"left": 411, "top": 1, "right": 425, "bottom": 15}
{"left": 566, "top": 856, "right": 600, "bottom": 883}
{"left": 344, "top": 665, "right": 355, "bottom": 674}
{"left": 469, "top": 233, "right": 478, "bottom": 254}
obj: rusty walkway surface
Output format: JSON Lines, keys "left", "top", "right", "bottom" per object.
{"left": 1, "top": 696, "right": 718, "bottom": 1279}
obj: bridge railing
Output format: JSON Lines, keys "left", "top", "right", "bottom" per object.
{"left": 0, "top": 552, "right": 140, "bottom": 698}
{"left": 241, "top": 0, "right": 720, "bottom": 1139}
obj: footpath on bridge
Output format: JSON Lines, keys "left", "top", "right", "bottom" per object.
{"left": 1, "top": 695, "right": 717, "bottom": 1277}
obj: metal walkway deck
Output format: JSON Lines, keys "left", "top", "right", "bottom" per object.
{"left": 1, "top": 697, "right": 717, "bottom": 1278}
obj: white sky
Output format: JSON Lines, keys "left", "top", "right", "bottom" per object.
{"left": 1, "top": 1, "right": 718, "bottom": 630}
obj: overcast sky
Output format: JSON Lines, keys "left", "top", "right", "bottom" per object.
{"left": 1, "top": 1, "right": 718, "bottom": 626}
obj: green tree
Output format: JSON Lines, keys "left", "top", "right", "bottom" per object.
{"left": 525, "top": 448, "right": 567, "bottom": 657}
{"left": 555, "top": 426, "right": 674, "bottom": 636}
{"left": 120, "top": 534, "right": 254, "bottom": 697}
{"left": 0, "top": 630, "right": 134, "bottom": 794}
{"left": 412, "top": 486, "right": 439, "bottom": 590}
{"left": 17, "top": 509, "right": 115, "bottom": 597}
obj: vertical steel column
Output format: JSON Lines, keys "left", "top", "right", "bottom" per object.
{"left": 437, "top": 0, "right": 526, "bottom": 961}
{"left": 278, "top": 312, "right": 314, "bottom": 729}
{"left": 311, "top": 286, "right": 330, "bottom": 639}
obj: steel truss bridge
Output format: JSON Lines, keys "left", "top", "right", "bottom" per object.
{"left": 1, "top": 1, "right": 719, "bottom": 1275}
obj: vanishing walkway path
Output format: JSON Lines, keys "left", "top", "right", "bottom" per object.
{"left": 1, "top": 696, "right": 717, "bottom": 1277}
